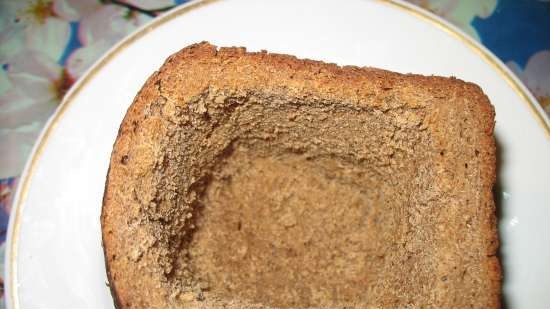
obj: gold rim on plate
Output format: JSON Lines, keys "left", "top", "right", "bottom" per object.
{"left": 6, "top": 0, "right": 550, "bottom": 308}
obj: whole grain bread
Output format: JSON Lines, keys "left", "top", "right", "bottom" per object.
{"left": 101, "top": 42, "right": 500, "bottom": 309}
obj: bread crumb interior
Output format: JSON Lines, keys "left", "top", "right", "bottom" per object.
{"left": 142, "top": 89, "right": 437, "bottom": 308}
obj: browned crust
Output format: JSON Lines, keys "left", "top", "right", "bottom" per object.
{"left": 101, "top": 42, "right": 500, "bottom": 308}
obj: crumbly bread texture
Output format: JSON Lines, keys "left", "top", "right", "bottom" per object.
{"left": 101, "top": 42, "right": 500, "bottom": 309}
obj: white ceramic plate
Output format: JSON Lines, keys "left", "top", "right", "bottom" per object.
{"left": 6, "top": 0, "right": 550, "bottom": 308}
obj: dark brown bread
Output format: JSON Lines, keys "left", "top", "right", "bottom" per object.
{"left": 102, "top": 42, "right": 500, "bottom": 309}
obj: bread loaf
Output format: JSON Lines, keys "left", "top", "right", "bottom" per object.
{"left": 102, "top": 42, "right": 500, "bottom": 309}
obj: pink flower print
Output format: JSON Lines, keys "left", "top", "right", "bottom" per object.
{"left": 66, "top": 4, "right": 152, "bottom": 79}
{"left": 52, "top": 0, "right": 103, "bottom": 22}
{"left": 0, "top": 51, "right": 73, "bottom": 177}
{"left": 0, "top": 0, "right": 72, "bottom": 63}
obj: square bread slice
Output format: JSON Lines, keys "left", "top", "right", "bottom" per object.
{"left": 102, "top": 42, "right": 500, "bottom": 309}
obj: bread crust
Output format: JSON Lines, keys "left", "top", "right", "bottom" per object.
{"left": 101, "top": 42, "right": 500, "bottom": 309}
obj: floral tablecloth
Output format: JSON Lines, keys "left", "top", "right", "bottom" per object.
{"left": 0, "top": 0, "right": 549, "bottom": 305}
